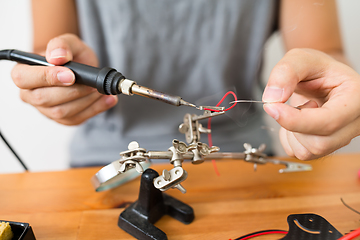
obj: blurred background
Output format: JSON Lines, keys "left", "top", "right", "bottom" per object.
{"left": 1, "top": 0, "right": 360, "bottom": 173}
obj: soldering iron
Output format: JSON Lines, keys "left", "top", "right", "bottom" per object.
{"left": 0, "top": 49, "right": 196, "bottom": 108}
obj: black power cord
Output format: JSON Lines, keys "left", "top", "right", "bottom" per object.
{"left": 1, "top": 50, "right": 29, "bottom": 171}
{"left": 0, "top": 130, "right": 28, "bottom": 171}
{"left": 0, "top": 49, "right": 9, "bottom": 59}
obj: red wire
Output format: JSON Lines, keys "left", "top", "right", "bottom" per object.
{"left": 207, "top": 117, "right": 220, "bottom": 176}
{"left": 338, "top": 227, "right": 360, "bottom": 240}
{"left": 230, "top": 230, "right": 288, "bottom": 240}
{"left": 207, "top": 91, "right": 237, "bottom": 176}
{"left": 204, "top": 91, "right": 238, "bottom": 112}
{"left": 235, "top": 230, "right": 288, "bottom": 240}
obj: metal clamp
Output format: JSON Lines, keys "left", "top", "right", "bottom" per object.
{"left": 241, "top": 143, "right": 312, "bottom": 172}
{"left": 168, "top": 139, "right": 188, "bottom": 167}
{"left": 243, "top": 143, "right": 267, "bottom": 164}
{"left": 266, "top": 159, "right": 313, "bottom": 173}
{"left": 178, "top": 108, "right": 225, "bottom": 144}
{"left": 119, "top": 141, "right": 147, "bottom": 173}
{"left": 188, "top": 142, "right": 220, "bottom": 164}
{"left": 91, "top": 107, "right": 313, "bottom": 193}
{"left": 153, "top": 167, "right": 188, "bottom": 193}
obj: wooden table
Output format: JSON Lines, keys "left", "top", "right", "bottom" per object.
{"left": 1, "top": 154, "right": 360, "bottom": 239}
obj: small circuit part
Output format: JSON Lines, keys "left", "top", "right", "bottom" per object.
{"left": 118, "top": 141, "right": 147, "bottom": 173}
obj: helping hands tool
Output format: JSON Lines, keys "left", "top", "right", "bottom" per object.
{"left": 92, "top": 107, "right": 312, "bottom": 193}
{"left": 0, "top": 49, "right": 196, "bottom": 108}
{"left": 90, "top": 104, "right": 312, "bottom": 240}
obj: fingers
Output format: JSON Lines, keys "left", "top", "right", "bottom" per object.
{"left": 281, "top": 119, "right": 357, "bottom": 160}
{"left": 279, "top": 127, "right": 315, "bottom": 160}
{"left": 37, "top": 93, "right": 118, "bottom": 126}
{"left": 279, "top": 127, "right": 294, "bottom": 157}
{"left": 52, "top": 95, "right": 118, "bottom": 126}
{"left": 11, "top": 33, "right": 107, "bottom": 126}
{"left": 12, "top": 33, "right": 98, "bottom": 90}
{"left": 278, "top": 101, "right": 318, "bottom": 159}
{"left": 286, "top": 131, "right": 313, "bottom": 160}
{"left": 12, "top": 64, "right": 75, "bottom": 89}
{"left": 264, "top": 48, "right": 360, "bottom": 159}
{"left": 19, "top": 84, "right": 118, "bottom": 126}
{"left": 264, "top": 102, "right": 333, "bottom": 135}
{"left": 262, "top": 48, "right": 331, "bottom": 103}
{"left": 264, "top": 88, "right": 360, "bottom": 136}
{"left": 263, "top": 50, "right": 360, "bottom": 136}
{"left": 20, "top": 84, "right": 96, "bottom": 107}
{"left": 279, "top": 100, "right": 359, "bottom": 160}
{"left": 297, "top": 99, "right": 319, "bottom": 109}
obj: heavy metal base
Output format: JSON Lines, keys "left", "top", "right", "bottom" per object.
{"left": 118, "top": 168, "right": 194, "bottom": 240}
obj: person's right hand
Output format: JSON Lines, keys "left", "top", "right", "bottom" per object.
{"left": 11, "top": 33, "right": 118, "bottom": 125}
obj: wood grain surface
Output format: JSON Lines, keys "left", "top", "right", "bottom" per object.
{"left": 1, "top": 154, "right": 360, "bottom": 239}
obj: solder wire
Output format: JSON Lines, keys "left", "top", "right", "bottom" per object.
{"left": 205, "top": 100, "right": 275, "bottom": 112}
{"left": 203, "top": 99, "right": 271, "bottom": 113}
{"left": 341, "top": 197, "right": 360, "bottom": 215}
{"left": 229, "top": 100, "right": 270, "bottom": 104}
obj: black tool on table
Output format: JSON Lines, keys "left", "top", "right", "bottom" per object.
{"left": 118, "top": 168, "right": 194, "bottom": 240}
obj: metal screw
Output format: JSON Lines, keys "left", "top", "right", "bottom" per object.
{"left": 128, "top": 141, "right": 140, "bottom": 150}
{"left": 162, "top": 169, "right": 171, "bottom": 181}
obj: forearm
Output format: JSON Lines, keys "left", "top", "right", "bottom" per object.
{"left": 280, "top": 0, "right": 342, "bottom": 53}
{"left": 32, "top": 0, "right": 78, "bottom": 53}
{"left": 279, "top": 0, "right": 349, "bottom": 105}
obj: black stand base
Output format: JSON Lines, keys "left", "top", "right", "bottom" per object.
{"left": 118, "top": 168, "right": 194, "bottom": 240}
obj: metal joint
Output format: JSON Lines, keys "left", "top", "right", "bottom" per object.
{"left": 153, "top": 167, "right": 188, "bottom": 193}
{"left": 118, "top": 141, "right": 147, "bottom": 173}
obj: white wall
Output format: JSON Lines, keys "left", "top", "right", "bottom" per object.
{"left": 0, "top": 0, "right": 76, "bottom": 173}
{"left": 0, "top": 0, "right": 359, "bottom": 173}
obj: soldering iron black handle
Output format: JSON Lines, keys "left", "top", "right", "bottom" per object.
{"left": 0, "top": 49, "right": 125, "bottom": 95}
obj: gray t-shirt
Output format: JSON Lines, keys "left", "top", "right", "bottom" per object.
{"left": 71, "top": 0, "right": 279, "bottom": 167}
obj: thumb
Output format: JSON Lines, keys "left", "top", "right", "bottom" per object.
{"left": 45, "top": 36, "right": 74, "bottom": 65}
{"left": 45, "top": 33, "right": 98, "bottom": 67}
{"left": 262, "top": 48, "right": 331, "bottom": 103}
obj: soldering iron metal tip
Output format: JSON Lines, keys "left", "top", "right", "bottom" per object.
{"left": 179, "top": 99, "right": 197, "bottom": 108}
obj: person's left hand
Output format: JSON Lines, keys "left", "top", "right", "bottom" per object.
{"left": 262, "top": 48, "right": 360, "bottom": 160}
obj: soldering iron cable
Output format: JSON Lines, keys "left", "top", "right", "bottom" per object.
{"left": 0, "top": 49, "right": 9, "bottom": 60}
{"left": 0, "top": 130, "right": 28, "bottom": 171}
{"left": 0, "top": 49, "right": 29, "bottom": 171}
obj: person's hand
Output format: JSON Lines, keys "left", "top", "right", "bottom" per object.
{"left": 11, "top": 33, "right": 118, "bottom": 125}
{"left": 262, "top": 48, "right": 360, "bottom": 160}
